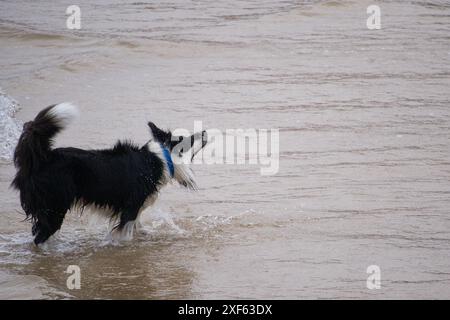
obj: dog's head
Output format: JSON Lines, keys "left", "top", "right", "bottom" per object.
{"left": 147, "top": 121, "right": 208, "bottom": 189}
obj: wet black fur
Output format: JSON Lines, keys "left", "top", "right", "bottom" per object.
{"left": 11, "top": 105, "right": 167, "bottom": 245}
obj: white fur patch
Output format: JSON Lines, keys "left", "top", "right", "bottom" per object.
{"left": 49, "top": 102, "right": 79, "bottom": 127}
{"left": 106, "top": 221, "right": 136, "bottom": 243}
{"left": 146, "top": 140, "right": 171, "bottom": 184}
{"left": 173, "top": 160, "right": 197, "bottom": 190}
{"left": 146, "top": 140, "right": 198, "bottom": 189}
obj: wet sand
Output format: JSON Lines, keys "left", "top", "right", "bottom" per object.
{"left": 0, "top": 0, "right": 450, "bottom": 299}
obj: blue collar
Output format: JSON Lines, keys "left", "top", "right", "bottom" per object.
{"left": 160, "top": 143, "right": 174, "bottom": 177}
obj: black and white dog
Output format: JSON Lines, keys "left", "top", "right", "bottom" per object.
{"left": 11, "top": 103, "right": 208, "bottom": 245}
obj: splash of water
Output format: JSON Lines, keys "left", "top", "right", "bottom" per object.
{"left": 0, "top": 89, "right": 22, "bottom": 162}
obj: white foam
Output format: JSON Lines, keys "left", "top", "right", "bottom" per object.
{"left": 0, "top": 89, "right": 22, "bottom": 162}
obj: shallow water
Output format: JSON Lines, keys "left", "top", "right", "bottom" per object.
{"left": 0, "top": 0, "right": 450, "bottom": 299}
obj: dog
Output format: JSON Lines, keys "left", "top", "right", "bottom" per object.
{"left": 11, "top": 103, "right": 208, "bottom": 245}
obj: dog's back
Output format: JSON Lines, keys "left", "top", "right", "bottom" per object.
{"left": 51, "top": 143, "right": 164, "bottom": 221}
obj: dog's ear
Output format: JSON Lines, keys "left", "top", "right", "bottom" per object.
{"left": 148, "top": 122, "right": 168, "bottom": 143}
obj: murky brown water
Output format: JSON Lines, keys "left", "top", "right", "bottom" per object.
{"left": 1, "top": 0, "right": 450, "bottom": 299}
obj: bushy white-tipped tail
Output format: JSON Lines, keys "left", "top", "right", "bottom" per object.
{"left": 12, "top": 102, "right": 79, "bottom": 176}
{"left": 48, "top": 102, "right": 79, "bottom": 127}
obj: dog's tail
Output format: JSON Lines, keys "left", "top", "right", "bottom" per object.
{"left": 12, "top": 103, "right": 78, "bottom": 178}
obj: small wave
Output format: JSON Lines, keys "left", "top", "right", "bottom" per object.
{"left": 0, "top": 271, "right": 73, "bottom": 299}
{"left": 0, "top": 89, "right": 22, "bottom": 162}
{"left": 0, "top": 209, "right": 253, "bottom": 256}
